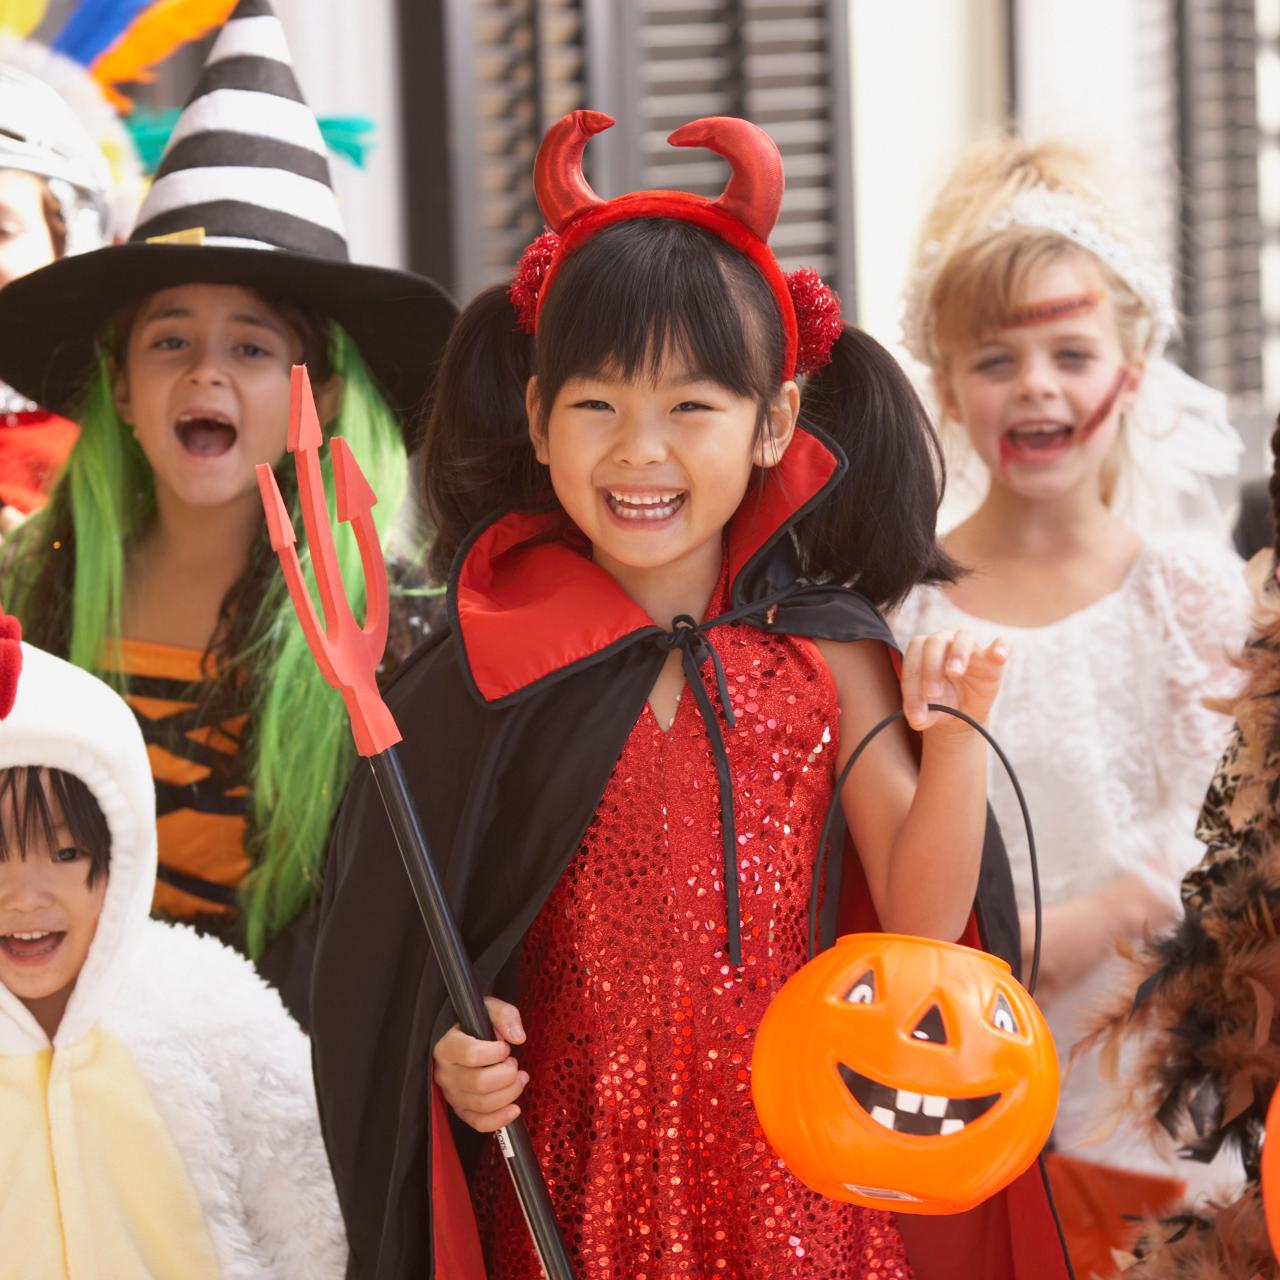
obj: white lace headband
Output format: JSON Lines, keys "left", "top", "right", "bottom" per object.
{"left": 900, "top": 184, "right": 1177, "bottom": 366}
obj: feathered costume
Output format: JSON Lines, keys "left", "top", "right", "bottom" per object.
{"left": 1086, "top": 585, "right": 1280, "bottom": 1277}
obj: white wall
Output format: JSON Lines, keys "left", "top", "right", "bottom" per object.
{"left": 1013, "top": 0, "right": 1180, "bottom": 277}
{"left": 848, "top": 0, "right": 1007, "bottom": 356}
{"left": 273, "top": 0, "right": 407, "bottom": 270}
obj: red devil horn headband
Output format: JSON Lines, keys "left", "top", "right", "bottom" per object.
{"left": 533, "top": 110, "right": 611, "bottom": 232}
{"left": 535, "top": 111, "right": 784, "bottom": 243}
{"left": 512, "top": 111, "right": 841, "bottom": 378}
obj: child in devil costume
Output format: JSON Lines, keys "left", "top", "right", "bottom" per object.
{"left": 0, "top": 0, "right": 454, "bottom": 1022}
{"left": 311, "top": 112, "right": 1071, "bottom": 1279}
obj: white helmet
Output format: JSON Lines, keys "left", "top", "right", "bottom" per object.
{"left": 0, "top": 62, "right": 111, "bottom": 253}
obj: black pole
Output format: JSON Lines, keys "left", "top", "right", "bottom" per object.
{"left": 368, "top": 748, "right": 576, "bottom": 1280}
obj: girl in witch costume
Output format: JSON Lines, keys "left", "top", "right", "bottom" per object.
{"left": 311, "top": 112, "right": 1071, "bottom": 1280}
{"left": 0, "top": 0, "right": 455, "bottom": 1024}
{"left": 893, "top": 139, "right": 1249, "bottom": 1270}
{"left": 1079, "top": 423, "right": 1280, "bottom": 1278}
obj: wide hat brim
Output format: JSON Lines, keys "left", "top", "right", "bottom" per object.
{"left": 0, "top": 242, "right": 458, "bottom": 426}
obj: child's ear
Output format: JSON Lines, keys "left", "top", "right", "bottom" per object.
{"left": 110, "top": 355, "right": 131, "bottom": 424}
{"left": 526, "top": 377, "right": 550, "bottom": 465}
{"left": 752, "top": 380, "right": 800, "bottom": 469}
{"left": 1120, "top": 354, "right": 1147, "bottom": 409}
{"left": 313, "top": 373, "right": 345, "bottom": 426}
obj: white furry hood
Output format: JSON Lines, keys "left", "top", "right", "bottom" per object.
{"left": 0, "top": 641, "right": 158, "bottom": 1053}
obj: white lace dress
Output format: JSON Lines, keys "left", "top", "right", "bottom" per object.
{"left": 893, "top": 535, "right": 1250, "bottom": 1186}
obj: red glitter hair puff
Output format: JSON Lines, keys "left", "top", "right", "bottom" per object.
{"left": 510, "top": 111, "right": 842, "bottom": 377}
{"left": 0, "top": 606, "right": 21, "bottom": 720}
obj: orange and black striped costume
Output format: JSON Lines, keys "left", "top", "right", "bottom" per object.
{"left": 112, "top": 638, "right": 249, "bottom": 920}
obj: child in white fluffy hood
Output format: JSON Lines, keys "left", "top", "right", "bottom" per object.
{"left": 0, "top": 609, "right": 346, "bottom": 1280}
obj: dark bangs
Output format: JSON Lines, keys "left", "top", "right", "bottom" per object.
{"left": 532, "top": 218, "right": 784, "bottom": 418}
{"left": 0, "top": 766, "right": 111, "bottom": 884}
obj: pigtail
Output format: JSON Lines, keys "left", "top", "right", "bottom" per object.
{"left": 420, "top": 284, "right": 538, "bottom": 582}
{"left": 794, "top": 325, "right": 960, "bottom": 609}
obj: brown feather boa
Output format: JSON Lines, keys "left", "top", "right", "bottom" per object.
{"left": 1082, "top": 595, "right": 1280, "bottom": 1276}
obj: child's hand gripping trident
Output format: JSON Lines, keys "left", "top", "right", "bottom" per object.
{"left": 256, "top": 365, "right": 576, "bottom": 1280}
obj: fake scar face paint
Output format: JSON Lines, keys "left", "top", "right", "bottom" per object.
{"left": 1001, "top": 290, "right": 1103, "bottom": 331}
{"left": 997, "top": 362, "right": 1129, "bottom": 473}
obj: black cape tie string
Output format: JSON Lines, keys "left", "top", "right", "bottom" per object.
{"left": 660, "top": 614, "right": 742, "bottom": 963}
{"left": 653, "top": 588, "right": 800, "bottom": 967}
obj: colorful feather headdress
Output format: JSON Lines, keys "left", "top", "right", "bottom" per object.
{"left": 0, "top": 0, "right": 238, "bottom": 237}
{"left": 0, "top": 0, "right": 236, "bottom": 110}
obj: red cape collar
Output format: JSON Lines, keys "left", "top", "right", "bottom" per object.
{"left": 451, "top": 424, "right": 843, "bottom": 705}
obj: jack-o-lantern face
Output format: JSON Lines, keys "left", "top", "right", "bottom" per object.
{"left": 752, "top": 932, "right": 1059, "bottom": 1215}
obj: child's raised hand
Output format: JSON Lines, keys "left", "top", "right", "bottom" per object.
{"left": 901, "top": 629, "right": 1009, "bottom": 733}
{"left": 432, "top": 996, "right": 530, "bottom": 1133}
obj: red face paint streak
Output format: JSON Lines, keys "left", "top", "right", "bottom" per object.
{"left": 998, "top": 434, "right": 1015, "bottom": 475}
{"left": 998, "top": 363, "right": 1128, "bottom": 474}
{"left": 1076, "top": 365, "right": 1128, "bottom": 443}
{"left": 1003, "top": 291, "right": 1103, "bottom": 330}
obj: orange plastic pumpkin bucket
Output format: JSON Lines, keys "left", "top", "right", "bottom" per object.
{"left": 1264, "top": 1083, "right": 1280, "bottom": 1257}
{"left": 753, "top": 931, "right": 1058, "bottom": 1214}
{"left": 752, "top": 704, "right": 1058, "bottom": 1214}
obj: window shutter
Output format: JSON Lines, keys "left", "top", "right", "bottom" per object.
{"left": 408, "top": 0, "right": 853, "bottom": 307}
{"left": 1177, "top": 0, "right": 1263, "bottom": 401}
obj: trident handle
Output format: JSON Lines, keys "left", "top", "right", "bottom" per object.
{"left": 257, "top": 365, "right": 576, "bottom": 1280}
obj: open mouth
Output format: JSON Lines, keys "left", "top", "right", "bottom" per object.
{"left": 175, "top": 411, "right": 238, "bottom": 459}
{"left": 838, "top": 1062, "right": 999, "bottom": 1137}
{"left": 1002, "top": 423, "right": 1074, "bottom": 459}
{"left": 604, "top": 489, "right": 687, "bottom": 522}
{"left": 0, "top": 930, "right": 66, "bottom": 963}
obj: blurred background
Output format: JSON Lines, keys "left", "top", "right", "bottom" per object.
{"left": 35, "top": 0, "right": 1280, "bottom": 479}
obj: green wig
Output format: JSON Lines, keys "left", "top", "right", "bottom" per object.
{"left": 6, "top": 327, "right": 409, "bottom": 958}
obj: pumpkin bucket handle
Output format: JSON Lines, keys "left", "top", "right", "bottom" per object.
{"left": 808, "top": 704, "right": 1042, "bottom": 995}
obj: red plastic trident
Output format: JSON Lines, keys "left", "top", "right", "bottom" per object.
{"left": 255, "top": 365, "right": 576, "bottom": 1278}
{"left": 255, "top": 365, "right": 401, "bottom": 758}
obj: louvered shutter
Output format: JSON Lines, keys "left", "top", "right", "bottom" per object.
{"left": 1255, "top": 1, "right": 1280, "bottom": 408}
{"left": 617, "top": 0, "right": 854, "bottom": 299}
{"left": 1176, "top": 0, "right": 1263, "bottom": 400}
{"left": 404, "top": 0, "right": 853, "bottom": 308}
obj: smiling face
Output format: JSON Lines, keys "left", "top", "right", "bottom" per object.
{"left": 112, "top": 284, "right": 309, "bottom": 511}
{"left": 0, "top": 768, "right": 110, "bottom": 1040}
{"left": 752, "top": 933, "right": 1059, "bottom": 1214}
{"left": 0, "top": 169, "right": 58, "bottom": 287}
{"left": 937, "top": 254, "right": 1145, "bottom": 504}
{"left": 529, "top": 357, "right": 798, "bottom": 590}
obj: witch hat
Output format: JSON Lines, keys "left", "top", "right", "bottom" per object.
{"left": 0, "top": 0, "right": 455, "bottom": 418}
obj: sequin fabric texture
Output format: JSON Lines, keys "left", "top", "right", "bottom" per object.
{"left": 475, "top": 598, "right": 912, "bottom": 1279}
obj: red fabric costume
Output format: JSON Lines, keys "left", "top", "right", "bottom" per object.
{"left": 474, "top": 564, "right": 912, "bottom": 1278}
{"left": 0, "top": 409, "right": 77, "bottom": 512}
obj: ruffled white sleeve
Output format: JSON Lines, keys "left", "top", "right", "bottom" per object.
{"left": 1124, "top": 536, "right": 1251, "bottom": 902}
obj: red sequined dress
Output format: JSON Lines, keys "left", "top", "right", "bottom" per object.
{"left": 474, "top": 578, "right": 912, "bottom": 1279}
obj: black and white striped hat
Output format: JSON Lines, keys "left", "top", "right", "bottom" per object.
{"left": 0, "top": 0, "right": 455, "bottom": 420}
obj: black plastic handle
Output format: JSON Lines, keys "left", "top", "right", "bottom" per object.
{"left": 808, "top": 703, "right": 1042, "bottom": 994}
